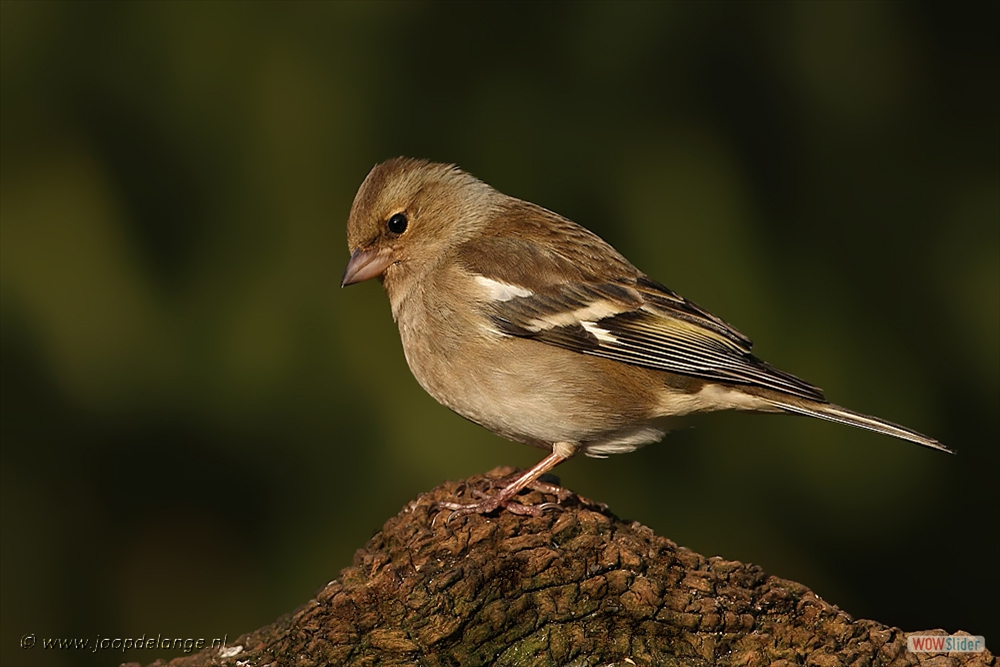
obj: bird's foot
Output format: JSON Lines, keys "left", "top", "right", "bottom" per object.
{"left": 438, "top": 495, "right": 561, "bottom": 519}
{"left": 437, "top": 449, "right": 575, "bottom": 522}
{"left": 457, "top": 473, "right": 570, "bottom": 500}
{"left": 438, "top": 475, "right": 569, "bottom": 520}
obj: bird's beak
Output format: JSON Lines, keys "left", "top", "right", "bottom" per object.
{"left": 341, "top": 246, "right": 394, "bottom": 287}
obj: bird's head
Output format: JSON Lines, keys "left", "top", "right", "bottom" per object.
{"left": 342, "top": 157, "right": 496, "bottom": 288}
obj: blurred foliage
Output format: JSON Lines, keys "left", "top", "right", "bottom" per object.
{"left": 1, "top": 2, "right": 997, "bottom": 665}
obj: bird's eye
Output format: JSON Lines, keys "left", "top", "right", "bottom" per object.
{"left": 387, "top": 213, "right": 408, "bottom": 235}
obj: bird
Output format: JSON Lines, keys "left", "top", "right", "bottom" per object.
{"left": 341, "top": 157, "right": 951, "bottom": 516}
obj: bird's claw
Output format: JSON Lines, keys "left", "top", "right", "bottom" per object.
{"left": 436, "top": 494, "right": 565, "bottom": 522}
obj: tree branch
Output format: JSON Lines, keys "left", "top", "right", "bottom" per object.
{"left": 136, "top": 467, "right": 992, "bottom": 667}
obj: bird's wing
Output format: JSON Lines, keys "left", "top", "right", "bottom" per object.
{"left": 457, "top": 233, "right": 825, "bottom": 402}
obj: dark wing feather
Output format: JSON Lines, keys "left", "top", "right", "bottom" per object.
{"left": 488, "top": 279, "right": 824, "bottom": 401}
{"left": 456, "top": 207, "right": 825, "bottom": 402}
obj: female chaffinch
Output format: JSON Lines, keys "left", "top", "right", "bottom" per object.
{"left": 342, "top": 157, "right": 949, "bottom": 516}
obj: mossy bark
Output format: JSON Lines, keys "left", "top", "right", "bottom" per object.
{"left": 137, "top": 467, "right": 992, "bottom": 667}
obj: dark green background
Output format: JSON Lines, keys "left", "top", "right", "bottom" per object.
{"left": 2, "top": 2, "right": 997, "bottom": 665}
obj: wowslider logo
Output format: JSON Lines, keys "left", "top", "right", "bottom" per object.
{"left": 907, "top": 635, "right": 986, "bottom": 654}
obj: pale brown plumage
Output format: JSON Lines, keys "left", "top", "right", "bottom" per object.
{"left": 342, "top": 157, "right": 950, "bottom": 516}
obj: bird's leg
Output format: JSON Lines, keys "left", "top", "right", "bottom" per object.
{"left": 440, "top": 443, "right": 577, "bottom": 518}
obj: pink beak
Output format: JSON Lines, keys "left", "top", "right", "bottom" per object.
{"left": 341, "top": 247, "right": 394, "bottom": 286}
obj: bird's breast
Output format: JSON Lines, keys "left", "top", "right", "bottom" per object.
{"left": 394, "top": 290, "right": 673, "bottom": 454}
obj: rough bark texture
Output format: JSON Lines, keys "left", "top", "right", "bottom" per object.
{"left": 136, "top": 468, "right": 992, "bottom": 667}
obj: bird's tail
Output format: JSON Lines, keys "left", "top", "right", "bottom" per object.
{"left": 764, "top": 398, "right": 952, "bottom": 454}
